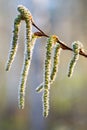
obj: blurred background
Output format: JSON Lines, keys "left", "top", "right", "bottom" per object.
{"left": 0, "top": 0, "right": 87, "bottom": 130}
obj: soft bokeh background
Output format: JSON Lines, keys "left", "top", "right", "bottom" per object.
{"left": 0, "top": 0, "right": 87, "bottom": 130}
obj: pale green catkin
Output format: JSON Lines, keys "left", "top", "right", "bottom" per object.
{"left": 5, "top": 15, "right": 21, "bottom": 71}
{"left": 68, "top": 41, "right": 83, "bottom": 77}
{"left": 17, "top": 5, "right": 32, "bottom": 23}
{"left": 42, "top": 36, "right": 54, "bottom": 117}
{"left": 44, "top": 36, "right": 54, "bottom": 90}
{"left": 50, "top": 43, "right": 61, "bottom": 83}
{"left": 36, "top": 43, "right": 61, "bottom": 93}
{"left": 5, "top": 4, "right": 33, "bottom": 109}
{"left": 18, "top": 34, "right": 37, "bottom": 109}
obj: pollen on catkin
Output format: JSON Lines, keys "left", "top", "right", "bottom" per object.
{"left": 5, "top": 15, "right": 21, "bottom": 71}
{"left": 36, "top": 42, "right": 61, "bottom": 93}
{"left": 68, "top": 41, "right": 83, "bottom": 77}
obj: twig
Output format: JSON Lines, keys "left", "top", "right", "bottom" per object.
{"left": 32, "top": 21, "right": 87, "bottom": 58}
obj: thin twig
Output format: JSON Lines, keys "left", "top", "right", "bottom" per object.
{"left": 32, "top": 21, "right": 87, "bottom": 58}
{"left": 58, "top": 40, "right": 87, "bottom": 57}
{"left": 32, "top": 21, "right": 49, "bottom": 37}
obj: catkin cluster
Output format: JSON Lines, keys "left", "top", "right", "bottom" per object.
{"left": 5, "top": 5, "right": 41, "bottom": 109}
{"left": 36, "top": 35, "right": 61, "bottom": 117}
{"left": 6, "top": 5, "right": 85, "bottom": 118}
{"left": 36, "top": 42, "right": 61, "bottom": 93}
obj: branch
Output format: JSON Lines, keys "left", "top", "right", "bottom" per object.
{"left": 32, "top": 20, "right": 87, "bottom": 58}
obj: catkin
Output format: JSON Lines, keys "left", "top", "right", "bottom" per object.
{"left": 18, "top": 34, "right": 37, "bottom": 109}
{"left": 5, "top": 15, "right": 21, "bottom": 71}
{"left": 42, "top": 36, "right": 54, "bottom": 117}
{"left": 43, "top": 36, "right": 54, "bottom": 89}
{"left": 50, "top": 43, "right": 61, "bottom": 83}
{"left": 36, "top": 43, "right": 61, "bottom": 93}
{"left": 68, "top": 41, "right": 83, "bottom": 77}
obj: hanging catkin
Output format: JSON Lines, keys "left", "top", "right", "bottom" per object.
{"left": 5, "top": 15, "right": 21, "bottom": 71}
{"left": 68, "top": 41, "right": 83, "bottom": 77}
{"left": 42, "top": 35, "right": 55, "bottom": 117}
